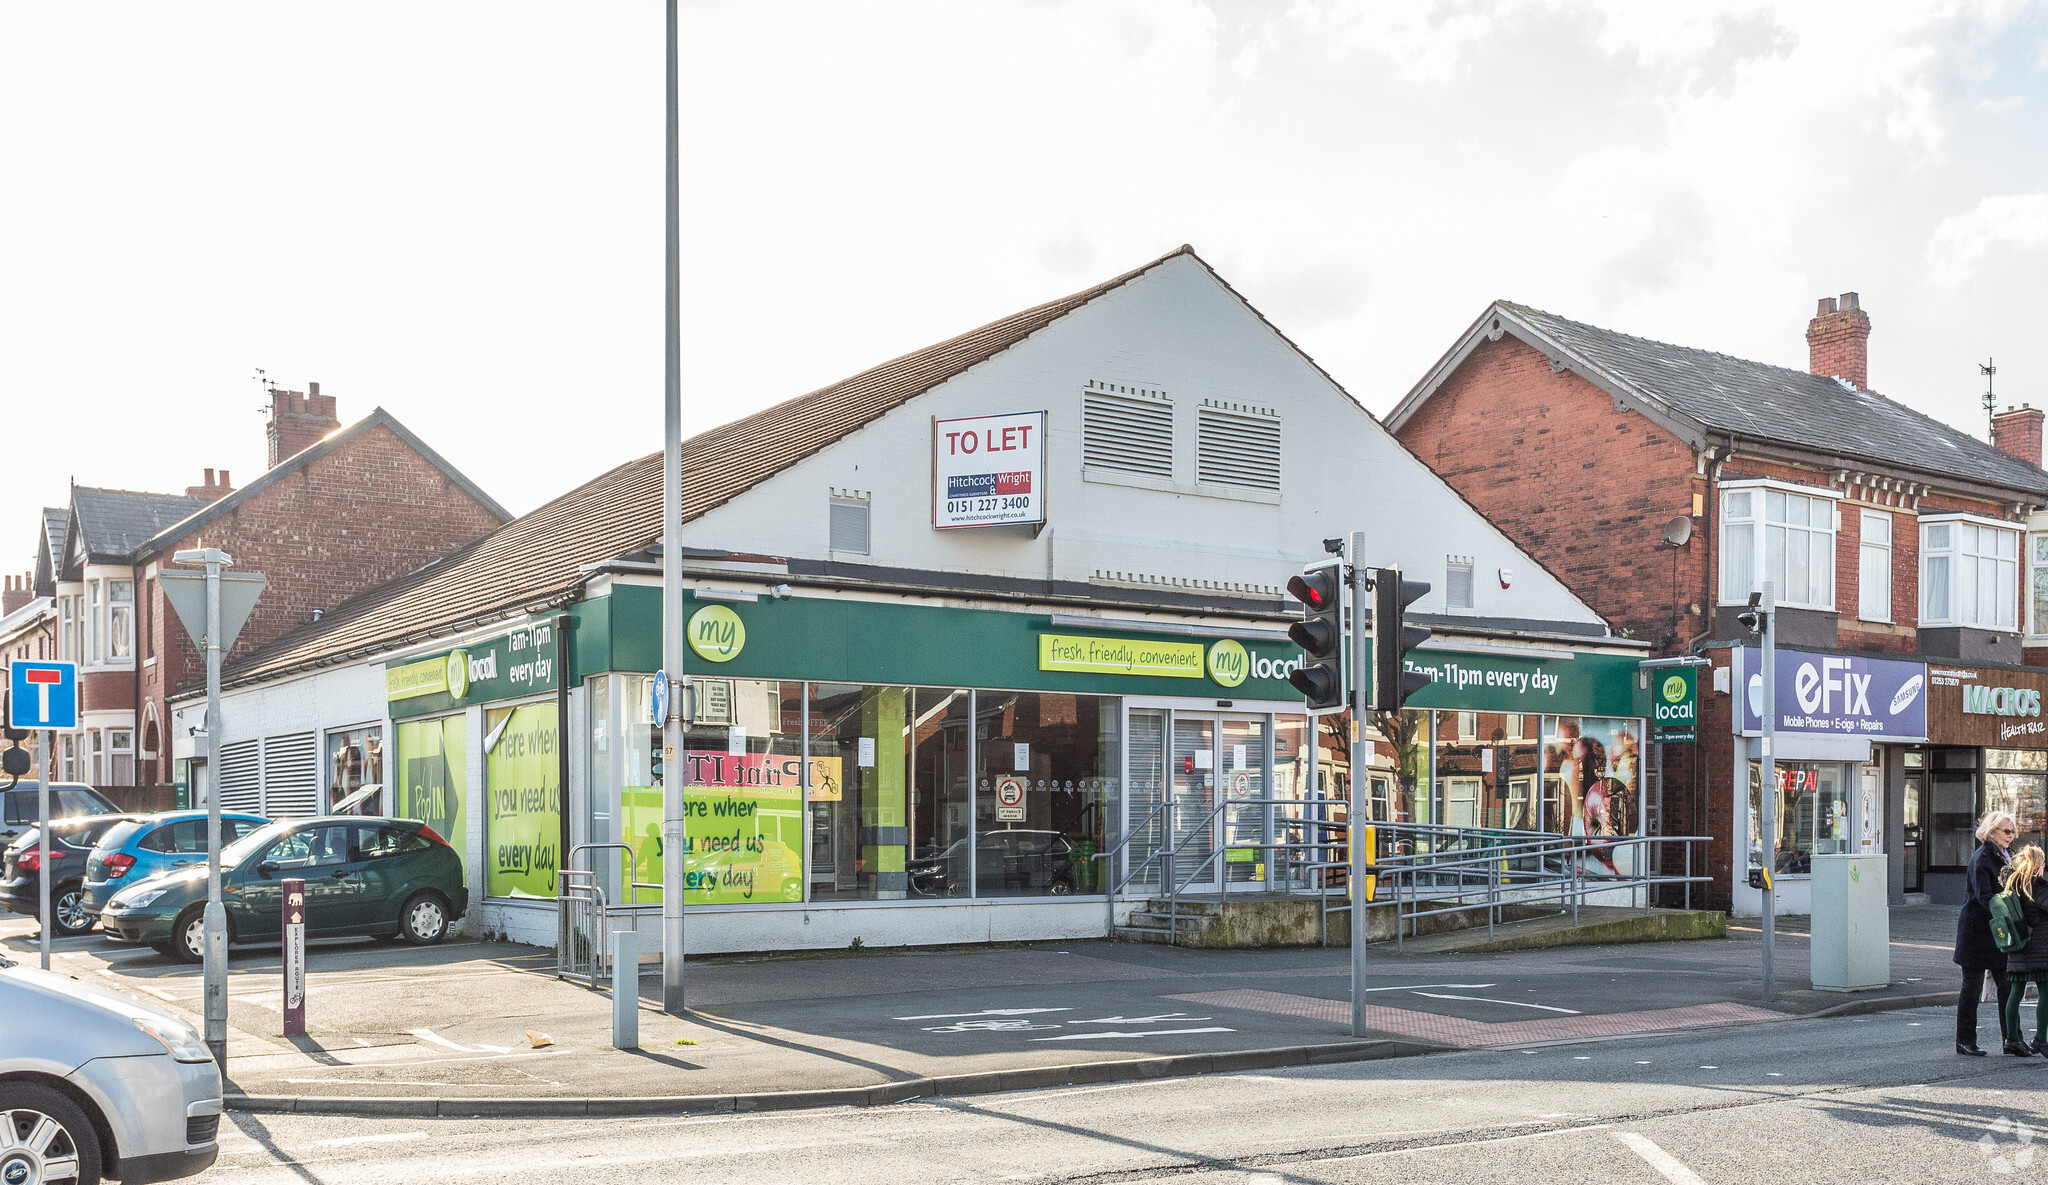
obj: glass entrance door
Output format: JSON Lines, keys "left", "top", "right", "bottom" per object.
{"left": 1130, "top": 708, "right": 1290, "bottom": 895}
{"left": 1167, "top": 715, "right": 1216, "bottom": 893}
{"left": 1902, "top": 756, "right": 1924, "bottom": 894}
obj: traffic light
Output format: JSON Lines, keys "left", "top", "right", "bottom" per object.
{"left": 1286, "top": 559, "right": 1347, "bottom": 714}
{"left": 1373, "top": 568, "right": 1434, "bottom": 711}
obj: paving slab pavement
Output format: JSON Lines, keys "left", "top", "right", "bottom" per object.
{"left": 0, "top": 904, "right": 1972, "bottom": 1114}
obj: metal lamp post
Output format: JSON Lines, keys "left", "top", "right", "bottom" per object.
{"left": 659, "top": 0, "right": 688, "bottom": 1016}
{"left": 1758, "top": 581, "right": 1778, "bottom": 1004}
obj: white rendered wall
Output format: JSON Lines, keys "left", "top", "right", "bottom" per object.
{"left": 684, "top": 254, "right": 1603, "bottom": 628}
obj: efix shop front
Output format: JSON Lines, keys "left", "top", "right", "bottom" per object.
{"left": 1725, "top": 645, "right": 1927, "bottom": 917}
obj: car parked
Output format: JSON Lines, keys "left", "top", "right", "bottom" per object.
{"left": 0, "top": 782, "right": 121, "bottom": 847}
{"left": 908, "top": 828, "right": 1077, "bottom": 897}
{"left": 100, "top": 815, "right": 467, "bottom": 962}
{"left": 2, "top": 815, "right": 148, "bottom": 937}
{"left": 83, "top": 811, "right": 271, "bottom": 920}
{"left": 0, "top": 948, "right": 221, "bottom": 1184}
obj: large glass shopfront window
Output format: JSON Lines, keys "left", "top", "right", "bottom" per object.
{"left": 973, "top": 692, "right": 1117, "bottom": 896}
{"left": 1434, "top": 712, "right": 1540, "bottom": 830}
{"left": 1747, "top": 761, "right": 1847, "bottom": 878}
{"left": 1985, "top": 748, "right": 2048, "bottom": 852}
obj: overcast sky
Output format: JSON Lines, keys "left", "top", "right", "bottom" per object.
{"left": 4, "top": 0, "right": 2046, "bottom": 570}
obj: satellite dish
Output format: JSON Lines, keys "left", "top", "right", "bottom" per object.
{"left": 1662, "top": 515, "right": 1694, "bottom": 547}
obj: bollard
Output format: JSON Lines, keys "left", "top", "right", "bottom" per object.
{"left": 611, "top": 930, "right": 639, "bottom": 1050}
{"left": 282, "top": 879, "right": 306, "bottom": 1037}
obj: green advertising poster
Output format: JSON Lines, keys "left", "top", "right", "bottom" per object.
{"left": 395, "top": 715, "right": 467, "bottom": 860}
{"left": 484, "top": 702, "right": 561, "bottom": 899}
{"left": 621, "top": 751, "right": 814, "bottom": 905}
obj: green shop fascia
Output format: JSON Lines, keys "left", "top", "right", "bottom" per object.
{"left": 557, "top": 583, "right": 1651, "bottom": 909}
{"left": 386, "top": 618, "right": 564, "bottom": 902}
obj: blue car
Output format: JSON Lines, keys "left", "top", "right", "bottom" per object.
{"left": 83, "top": 811, "right": 270, "bottom": 920}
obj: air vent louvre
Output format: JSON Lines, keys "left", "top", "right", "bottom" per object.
{"left": 1196, "top": 407, "right": 1281, "bottom": 491}
{"left": 1084, "top": 393, "right": 1173, "bottom": 478}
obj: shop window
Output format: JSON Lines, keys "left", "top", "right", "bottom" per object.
{"left": 1083, "top": 388, "right": 1173, "bottom": 479}
{"left": 1434, "top": 712, "right": 1539, "bottom": 832}
{"left": 484, "top": 702, "right": 562, "bottom": 899}
{"left": 395, "top": 715, "right": 467, "bottom": 866}
{"left": 1986, "top": 749, "right": 2048, "bottom": 852}
{"left": 1922, "top": 518, "right": 2019, "bottom": 630}
{"left": 905, "top": 689, "right": 973, "bottom": 899}
{"left": 1748, "top": 762, "right": 1848, "bottom": 877}
{"left": 829, "top": 493, "right": 871, "bottom": 555}
{"left": 973, "top": 691, "right": 1118, "bottom": 897}
{"left": 326, "top": 725, "right": 384, "bottom": 814}
{"left": 1543, "top": 716, "right": 1642, "bottom": 871}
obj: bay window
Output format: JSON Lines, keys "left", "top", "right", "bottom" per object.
{"left": 109, "top": 580, "right": 133, "bottom": 660}
{"left": 2030, "top": 534, "right": 2048, "bottom": 638}
{"left": 1720, "top": 484, "right": 1836, "bottom": 609}
{"left": 87, "top": 582, "right": 101, "bottom": 662}
{"left": 1922, "top": 516, "right": 2019, "bottom": 630}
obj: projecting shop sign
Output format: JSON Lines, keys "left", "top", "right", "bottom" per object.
{"left": 933, "top": 410, "right": 1046, "bottom": 529}
{"left": 1735, "top": 646, "right": 1927, "bottom": 740}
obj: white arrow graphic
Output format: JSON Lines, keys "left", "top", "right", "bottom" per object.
{"left": 1033, "top": 1027, "right": 1235, "bottom": 1042}
{"left": 1074, "top": 1014, "right": 1211, "bottom": 1024}
{"left": 893, "top": 1007, "right": 1071, "bottom": 1021}
{"left": 409, "top": 1027, "right": 514, "bottom": 1053}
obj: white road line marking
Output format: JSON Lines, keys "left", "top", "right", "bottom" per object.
{"left": 319, "top": 1132, "right": 428, "bottom": 1148}
{"left": 1409, "top": 992, "right": 1581, "bottom": 1015}
{"left": 1311, "top": 1122, "right": 1607, "bottom": 1163}
{"left": 408, "top": 1027, "right": 512, "bottom": 1053}
{"left": 1359, "top": 983, "right": 1497, "bottom": 992}
{"left": 1074, "top": 1014, "right": 1211, "bottom": 1024}
{"left": 893, "top": 1007, "right": 1071, "bottom": 1021}
{"left": 1030, "top": 1027, "right": 1235, "bottom": 1042}
{"left": 1615, "top": 1131, "right": 1708, "bottom": 1185}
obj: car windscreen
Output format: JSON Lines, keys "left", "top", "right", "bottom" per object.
{"left": 222, "top": 820, "right": 299, "bottom": 867}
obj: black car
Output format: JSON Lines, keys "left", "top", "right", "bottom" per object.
{"left": 2, "top": 814, "right": 148, "bottom": 936}
{"left": 0, "top": 781, "right": 121, "bottom": 847}
{"left": 909, "top": 828, "right": 1076, "bottom": 897}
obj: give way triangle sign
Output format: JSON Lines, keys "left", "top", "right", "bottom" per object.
{"left": 158, "top": 570, "right": 268, "bottom": 652}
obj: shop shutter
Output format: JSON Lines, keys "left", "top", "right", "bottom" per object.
{"left": 829, "top": 498, "right": 870, "bottom": 554}
{"left": 217, "top": 740, "right": 261, "bottom": 813}
{"left": 1083, "top": 391, "right": 1173, "bottom": 478}
{"left": 260, "top": 732, "right": 319, "bottom": 819}
{"left": 1123, "top": 709, "right": 1167, "bottom": 889}
{"left": 1196, "top": 405, "right": 1281, "bottom": 491}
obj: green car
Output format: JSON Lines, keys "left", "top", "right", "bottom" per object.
{"left": 99, "top": 816, "right": 467, "bottom": 962}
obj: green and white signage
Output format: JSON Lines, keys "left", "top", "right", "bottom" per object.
{"left": 386, "top": 618, "right": 559, "bottom": 718}
{"left": 1650, "top": 665, "right": 1698, "bottom": 743}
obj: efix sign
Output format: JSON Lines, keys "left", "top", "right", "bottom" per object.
{"left": 933, "top": 411, "right": 1046, "bottom": 529}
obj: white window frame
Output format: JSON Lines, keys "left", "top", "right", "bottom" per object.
{"left": 108, "top": 579, "right": 133, "bottom": 661}
{"left": 1858, "top": 510, "right": 1892, "bottom": 623}
{"left": 1922, "top": 512, "right": 2021, "bottom": 631}
{"left": 1445, "top": 556, "right": 1475, "bottom": 612}
{"left": 2029, "top": 533, "right": 2048, "bottom": 640}
{"left": 1718, "top": 480, "right": 1839, "bottom": 610}
{"left": 87, "top": 582, "right": 102, "bottom": 663}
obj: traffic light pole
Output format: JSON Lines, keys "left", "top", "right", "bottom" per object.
{"left": 1759, "top": 580, "right": 1777, "bottom": 1004}
{"left": 1348, "top": 531, "right": 1370, "bottom": 1038}
{"left": 659, "top": 0, "right": 688, "bottom": 1017}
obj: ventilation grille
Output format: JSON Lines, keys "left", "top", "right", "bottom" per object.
{"left": 1446, "top": 561, "right": 1475, "bottom": 610}
{"left": 217, "top": 740, "right": 261, "bottom": 813}
{"left": 1197, "top": 405, "right": 1281, "bottom": 491}
{"left": 829, "top": 498, "right": 870, "bottom": 555}
{"left": 1084, "top": 391, "right": 1173, "bottom": 478}
{"left": 261, "top": 732, "right": 319, "bottom": 819}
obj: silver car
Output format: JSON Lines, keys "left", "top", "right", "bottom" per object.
{"left": 0, "top": 951, "right": 220, "bottom": 1184}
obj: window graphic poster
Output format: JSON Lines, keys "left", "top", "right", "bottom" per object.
{"left": 621, "top": 752, "right": 835, "bottom": 904}
{"left": 395, "top": 715, "right": 466, "bottom": 863}
{"left": 1543, "top": 717, "right": 1642, "bottom": 875}
{"left": 933, "top": 410, "right": 1046, "bottom": 529}
{"left": 484, "top": 703, "right": 561, "bottom": 899}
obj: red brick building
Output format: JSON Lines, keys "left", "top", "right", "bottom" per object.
{"left": 1387, "top": 294, "right": 2048, "bottom": 912}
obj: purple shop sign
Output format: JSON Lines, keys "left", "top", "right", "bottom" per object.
{"left": 1735, "top": 647, "right": 1927, "bottom": 740}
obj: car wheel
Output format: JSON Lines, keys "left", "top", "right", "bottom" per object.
{"left": 51, "top": 882, "right": 94, "bottom": 937}
{"left": 0, "top": 1080, "right": 104, "bottom": 1185}
{"left": 399, "top": 892, "right": 449, "bottom": 946}
{"left": 171, "top": 906, "right": 225, "bottom": 965}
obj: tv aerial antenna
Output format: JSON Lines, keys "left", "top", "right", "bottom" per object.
{"left": 1982, "top": 358, "right": 1997, "bottom": 431}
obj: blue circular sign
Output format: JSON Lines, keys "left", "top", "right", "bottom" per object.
{"left": 650, "top": 670, "right": 670, "bottom": 726}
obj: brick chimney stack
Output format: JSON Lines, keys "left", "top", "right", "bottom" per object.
{"left": 1992, "top": 404, "right": 2046, "bottom": 468}
{"left": 1807, "top": 292, "right": 1872, "bottom": 391}
{"left": 2, "top": 573, "right": 30, "bottom": 616}
{"left": 184, "top": 467, "right": 235, "bottom": 501}
{"left": 265, "top": 381, "right": 340, "bottom": 469}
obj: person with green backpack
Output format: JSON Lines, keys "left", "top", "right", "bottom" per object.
{"left": 1955, "top": 811, "right": 2019, "bottom": 1056}
{"left": 1999, "top": 843, "right": 2048, "bottom": 1057}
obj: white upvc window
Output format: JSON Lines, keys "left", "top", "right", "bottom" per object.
{"left": 1720, "top": 483, "right": 1837, "bottom": 610}
{"left": 87, "top": 581, "right": 102, "bottom": 662}
{"left": 1858, "top": 511, "right": 1892, "bottom": 623}
{"left": 1923, "top": 515, "right": 2020, "bottom": 630}
{"left": 2030, "top": 534, "right": 2048, "bottom": 639}
{"left": 108, "top": 579, "right": 133, "bottom": 660}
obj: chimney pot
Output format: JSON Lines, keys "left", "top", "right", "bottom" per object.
{"left": 308, "top": 381, "right": 319, "bottom": 396}
{"left": 1817, "top": 297, "right": 1837, "bottom": 315}
{"left": 203, "top": 468, "right": 214, "bottom": 486}
{"left": 1807, "top": 292, "right": 1872, "bottom": 391}
{"left": 1839, "top": 291, "right": 1860, "bottom": 310}
{"left": 1991, "top": 404, "right": 2046, "bottom": 469}
{"left": 219, "top": 469, "right": 229, "bottom": 487}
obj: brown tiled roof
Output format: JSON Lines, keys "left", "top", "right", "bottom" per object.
{"left": 219, "top": 247, "right": 1194, "bottom": 689}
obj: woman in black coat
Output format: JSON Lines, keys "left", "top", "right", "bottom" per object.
{"left": 1955, "top": 811, "right": 2018, "bottom": 1055}
{"left": 2005, "top": 845, "right": 2048, "bottom": 1055}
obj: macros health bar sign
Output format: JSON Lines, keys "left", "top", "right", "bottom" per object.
{"left": 934, "top": 410, "right": 1046, "bottom": 529}
{"left": 1736, "top": 646, "right": 1927, "bottom": 740}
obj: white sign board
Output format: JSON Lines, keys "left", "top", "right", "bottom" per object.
{"left": 933, "top": 411, "right": 1046, "bottom": 529}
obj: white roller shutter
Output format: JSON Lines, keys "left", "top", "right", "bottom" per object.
{"left": 260, "top": 732, "right": 319, "bottom": 819}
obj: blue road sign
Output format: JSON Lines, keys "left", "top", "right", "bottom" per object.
{"left": 9, "top": 661, "right": 78, "bottom": 730}
{"left": 650, "top": 670, "right": 670, "bottom": 727}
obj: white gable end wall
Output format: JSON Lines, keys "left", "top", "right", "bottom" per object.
{"left": 686, "top": 255, "right": 1603, "bottom": 628}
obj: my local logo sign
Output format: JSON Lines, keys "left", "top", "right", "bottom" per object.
{"left": 1651, "top": 666, "right": 1697, "bottom": 743}
{"left": 1207, "top": 640, "right": 1249, "bottom": 688}
{"left": 688, "top": 604, "right": 746, "bottom": 663}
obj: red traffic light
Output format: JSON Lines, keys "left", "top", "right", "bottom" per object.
{"left": 1287, "top": 571, "right": 1336, "bottom": 609}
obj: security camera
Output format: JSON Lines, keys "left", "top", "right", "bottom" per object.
{"left": 1736, "top": 590, "right": 1765, "bottom": 634}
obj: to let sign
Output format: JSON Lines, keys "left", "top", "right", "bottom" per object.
{"left": 933, "top": 411, "right": 1046, "bottom": 529}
